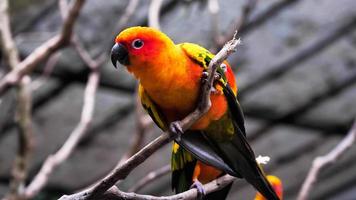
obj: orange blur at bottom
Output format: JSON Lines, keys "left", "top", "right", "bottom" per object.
{"left": 192, "top": 161, "right": 223, "bottom": 184}
{"left": 255, "top": 175, "right": 283, "bottom": 200}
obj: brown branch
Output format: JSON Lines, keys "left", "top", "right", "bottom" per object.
{"left": 119, "top": 174, "right": 235, "bottom": 200}
{"left": 60, "top": 174, "right": 236, "bottom": 200}
{"left": 22, "top": 1, "right": 104, "bottom": 197}
{"left": 58, "top": 32, "right": 241, "bottom": 200}
{"left": 0, "top": 1, "right": 34, "bottom": 199}
{"left": 128, "top": 164, "right": 170, "bottom": 192}
{"left": 71, "top": 36, "right": 106, "bottom": 70}
{"left": 30, "top": 52, "right": 61, "bottom": 91}
{"left": 0, "top": 0, "right": 20, "bottom": 68}
{"left": 297, "top": 120, "right": 356, "bottom": 200}
{"left": 6, "top": 77, "right": 34, "bottom": 200}
{"left": 148, "top": 0, "right": 164, "bottom": 30}
{"left": 0, "top": 0, "right": 85, "bottom": 96}
{"left": 24, "top": 68, "right": 100, "bottom": 198}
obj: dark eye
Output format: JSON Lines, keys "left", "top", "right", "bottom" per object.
{"left": 132, "top": 39, "right": 144, "bottom": 49}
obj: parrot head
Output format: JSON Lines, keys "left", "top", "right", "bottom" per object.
{"left": 111, "top": 26, "right": 176, "bottom": 77}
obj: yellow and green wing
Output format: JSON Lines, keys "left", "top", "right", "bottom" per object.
{"left": 179, "top": 43, "right": 280, "bottom": 200}
{"left": 138, "top": 84, "right": 196, "bottom": 193}
{"left": 180, "top": 42, "right": 228, "bottom": 85}
{"left": 138, "top": 84, "right": 167, "bottom": 131}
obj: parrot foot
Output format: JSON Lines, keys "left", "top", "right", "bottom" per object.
{"left": 201, "top": 71, "right": 221, "bottom": 83}
{"left": 201, "top": 70, "right": 223, "bottom": 95}
{"left": 210, "top": 87, "right": 222, "bottom": 95}
{"left": 201, "top": 71, "right": 209, "bottom": 84}
{"left": 169, "top": 121, "right": 184, "bottom": 142}
{"left": 190, "top": 180, "right": 206, "bottom": 200}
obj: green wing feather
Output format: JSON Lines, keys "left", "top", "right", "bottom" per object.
{"left": 171, "top": 142, "right": 196, "bottom": 192}
{"left": 180, "top": 43, "right": 279, "bottom": 200}
{"left": 139, "top": 84, "right": 196, "bottom": 193}
{"left": 180, "top": 43, "right": 228, "bottom": 84}
{"left": 139, "top": 84, "right": 167, "bottom": 131}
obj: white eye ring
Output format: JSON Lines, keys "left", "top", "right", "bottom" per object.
{"left": 132, "top": 39, "right": 144, "bottom": 49}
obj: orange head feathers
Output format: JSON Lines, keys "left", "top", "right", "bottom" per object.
{"left": 111, "top": 26, "right": 178, "bottom": 78}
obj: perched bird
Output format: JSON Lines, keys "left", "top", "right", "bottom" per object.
{"left": 111, "top": 26, "right": 279, "bottom": 200}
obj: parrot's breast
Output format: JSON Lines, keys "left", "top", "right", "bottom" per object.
{"left": 141, "top": 58, "right": 229, "bottom": 130}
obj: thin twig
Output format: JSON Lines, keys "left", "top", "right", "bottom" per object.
{"left": 0, "top": 0, "right": 85, "bottom": 96}
{"left": 297, "top": 120, "right": 356, "bottom": 200}
{"left": 0, "top": 1, "right": 34, "bottom": 199}
{"left": 58, "top": 32, "right": 241, "bottom": 200}
{"left": 128, "top": 164, "right": 170, "bottom": 192}
{"left": 30, "top": 52, "right": 61, "bottom": 91}
{"left": 149, "top": 0, "right": 164, "bottom": 30}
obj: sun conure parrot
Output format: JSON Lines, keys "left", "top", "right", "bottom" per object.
{"left": 111, "top": 26, "right": 279, "bottom": 200}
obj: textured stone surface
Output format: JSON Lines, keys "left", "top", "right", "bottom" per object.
{"left": 330, "top": 185, "right": 356, "bottom": 200}
{"left": 241, "top": 35, "right": 356, "bottom": 120}
{"left": 234, "top": 0, "right": 356, "bottom": 90}
{"left": 0, "top": 84, "right": 132, "bottom": 182}
{"left": 48, "top": 112, "right": 136, "bottom": 190}
{"left": 297, "top": 82, "right": 356, "bottom": 130}
{"left": 0, "top": 185, "right": 8, "bottom": 198}
{"left": 160, "top": 0, "right": 279, "bottom": 48}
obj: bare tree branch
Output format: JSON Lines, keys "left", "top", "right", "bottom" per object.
{"left": 30, "top": 52, "right": 61, "bottom": 91}
{"left": 58, "top": 32, "right": 241, "bottom": 200}
{"left": 21, "top": 1, "right": 142, "bottom": 197}
{"left": 0, "top": 0, "right": 86, "bottom": 96}
{"left": 6, "top": 77, "right": 34, "bottom": 200}
{"left": 0, "top": 1, "right": 34, "bottom": 199}
{"left": 149, "top": 0, "right": 164, "bottom": 30}
{"left": 297, "top": 120, "right": 356, "bottom": 200}
{"left": 128, "top": 164, "right": 170, "bottom": 192}
{"left": 24, "top": 67, "right": 100, "bottom": 199}
{"left": 22, "top": 2, "right": 104, "bottom": 198}
{"left": 61, "top": 174, "right": 236, "bottom": 200}
{"left": 0, "top": 0, "right": 20, "bottom": 68}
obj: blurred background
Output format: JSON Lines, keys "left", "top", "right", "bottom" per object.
{"left": 0, "top": 0, "right": 356, "bottom": 199}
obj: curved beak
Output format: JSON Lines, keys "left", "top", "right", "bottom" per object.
{"left": 111, "top": 43, "right": 130, "bottom": 68}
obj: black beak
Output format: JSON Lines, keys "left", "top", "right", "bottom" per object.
{"left": 111, "top": 43, "right": 130, "bottom": 68}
